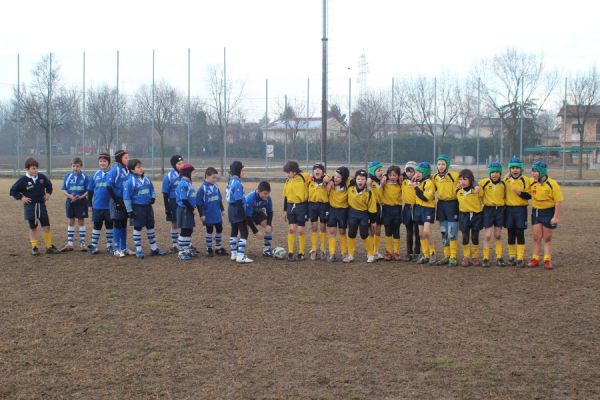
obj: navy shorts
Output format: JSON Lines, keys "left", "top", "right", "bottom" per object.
{"left": 382, "top": 204, "right": 402, "bottom": 227}
{"left": 308, "top": 201, "right": 329, "bottom": 223}
{"left": 436, "top": 199, "right": 459, "bottom": 222}
{"left": 483, "top": 205, "right": 505, "bottom": 228}
{"left": 24, "top": 202, "right": 50, "bottom": 228}
{"left": 166, "top": 198, "right": 178, "bottom": 222}
{"left": 252, "top": 211, "right": 268, "bottom": 226}
{"left": 92, "top": 209, "right": 111, "bottom": 224}
{"left": 348, "top": 208, "right": 370, "bottom": 227}
{"left": 414, "top": 205, "right": 435, "bottom": 225}
{"left": 402, "top": 204, "right": 416, "bottom": 225}
{"left": 371, "top": 204, "right": 383, "bottom": 225}
{"left": 286, "top": 202, "right": 307, "bottom": 226}
{"left": 459, "top": 211, "right": 483, "bottom": 232}
{"left": 327, "top": 207, "right": 348, "bottom": 229}
{"left": 65, "top": 198, "right": 88, "bottom": 219}
{"left": 177, "top": 206, "right": 196, "bottom": 229}
{"left": 131, "top": 204, "right": 155, "bottom": 229}
{"left": 505, "top": 206, "right": 528, "bottom": 230}
{"left": 532, "top": 207, "right": 557, "bottom": 230}
{"left": 110, "top": 198, "right": 128, "bottom": 221}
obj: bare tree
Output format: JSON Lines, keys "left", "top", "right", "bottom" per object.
{"left": 277, "top": 100, "right": 309, "bottom": 159}
{"left": 206, "top": 66, "right": 245, "bottom": 174}
{"left": 391, "top": 82, "right": 408, "bottom": 135}
{"left": 86, "top": 85, "right": 126, "bottom": 152}
{"left": 136, "top": 80, "right": 183, "bottom": 176}
{"left": 350, "top": 90, "right": 390, "bottom": 167}
{"left": 566, "top": 66, "right": 600, "bottom": 178}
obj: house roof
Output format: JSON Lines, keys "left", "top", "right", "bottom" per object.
{"left": 557, "top": 105, "right": 600, "bottom": 117}
{"left": 266, "top": 117, "right": 342, "bottom": 130}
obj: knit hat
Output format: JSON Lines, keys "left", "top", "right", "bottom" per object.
{"left": 436, "top": 154, "right": 451, "bottom": 170}
{"left": 532, "top": 160, "right": 548, "bottom": 179}
{"left": 313, "top": 162, "right": 325, "bottom": 173}
{"left": 179, "top": 163, "right": 195, "bottom": 179}
{"left": 98, "top": 153, "right": 111, "bottom": 163}
{"left": 405, "top": 161, "right": 417, "bottom": 172}
{"left": 170, "top": 154, "right": 184, "bottom": 169}
{"left": 368, "top": 160, "right": 383, "bottom": 177}
{"left": 229, "top": 160, "right": 244, "bottom": 176}
{"left": 416, "top": 162, "right": 431, "bottom": 178}
{"left": 508, "top": 156, "right": 523, "bottom": 172}
{"left": 114, "top": 149, "right": 127, "bottom": 165}
{"left": 487, "top": 161, "right": 502, "bottom": 177}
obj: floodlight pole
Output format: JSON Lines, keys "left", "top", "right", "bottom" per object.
{"left": 321, "top": 0, "right": 328, "bottom": 169}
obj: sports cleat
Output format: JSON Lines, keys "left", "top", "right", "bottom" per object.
{"left": 393, "top": 253, "right": 402, "bottom": 261}
{"left": 88, "top": 246, "right": 99, "bottom": 255}
{"left": 106, "top": 245, "right": 114, "bottom": 254}
{"left": 375, "top": 252, "right": 385, "bottom": 260}
{"left": 448, "top": 257, "right": 457, "bottom": 267}
{"left": 263, "top": 248, "right": 274, "bottom": 257}
{"left": 342, "top": 255, "right": 354, "bottom": 263}
{"left": 46, "top": 245, "right": 62, "bottom": 254}
{"left": 436, "top": 256, "right": 450, "bottom": 266}
{"left": 516, "top": 259, "right": 525, "bottom": 268}
{"left": 384, "top": 251, "right": 393, "bottom": 261}
{"left": 402, "top": 254, "right": 413, "bottom": 262}
{"left": 31, "top": 247, "right": 40, "bottom": 256}
{"left": 114, "top": 250, "right": 126, "bottom": 258}
{"left": 236, "top": 255, "right": 254, "bottom": 263}
{"left": 124, "top": 248, "right": 135, "bottom": 256}
{"left": 178, "top": 252, "right": 191, "bottom": 261}
{"left": 428, "top": 253, "right": 437, "bottom": 265}
{"left": 471, "top": 258, "right": 481, "bottom": 267}
{"left": 367, "top": 255, "right": 377, "bottom": 263}
{"left": 309, "top": 250, "right": 317, "bottom": 260}
{"left": 416, "top": 255, "right": 428, "bottom": 264}
{"left": 206, "top": 248, "right": 214, "bottom": 257}
{"left": 327, "top": 254, "right": 336, "bottom": 263}
{"left": 527, "top": 259, "right": 540, "bottom": 268}
{"left": 297, "top": 253, "right": 306, "bottom": 261}
{"left": 482, "top": 259, "right": 490, "bottom": 268}
{"left": 151, "top": 248, "right": 166, "bottom": 256}
{"left": 509, "top": 257, "right": 517, "bottom": 266}
{"left": 496, "top": 258, "right": 507, "bottom": 267}
{"left": 215, "top": 248, "right": 227, "bottom": 256}
{"left": 462, "top": 258, "right": 471, "bottom": 267}
{"left": 135, "top": 250, "right": 145, "bottom": 259}
{"left": 230, "top": 251, "right": 238, "bottom": 261}
{"left": 543, "top": 259, "right": 553, "bottom": 270}
{"left": 287, "top": 253, "right": 295, "bottom": 261}
{"left": 170, "top": 245, "right": 179, "bottom": 254}
{"left": 61, "top": 244, "right": 74, "bottom": 252}
{"left": 319, "top": 250, "right": 327, "bottom": 260}
{"left": 412, "top": 254, "right": 421, "bottom": 262}
{"left": 79, "top": 242, "right": 88, "bottom": 252}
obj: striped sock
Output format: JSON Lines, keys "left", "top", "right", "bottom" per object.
{"left": 133, "top": 229, "right": 142, "bottom": 252}
{"left": 206, "top": 231, "right": 213, "bottom": 251}
{"left": 178, "top": 235, "right": 191, "bottom": 255}
{"left": 147, "top": 228, "right": 158, "bottom": 251}
{"left": 78, "top": 226, "right": 86, "bottom": 244}
{"left": 106, "top": 229, "right": 113, "bottom": 248}
{"left": 67, "top": 226, "right": 75, "bottom": 245}
{"left": 215, "top": 232, "right": 223, "bottom": 249}
{"left": 237, "top": 238, "right": 247, "bottom": 258}
{"left": 229, "top": 237, "right": 238, "bottom": 254}
{"left": 91, "top": 229, "right": 101, "bottom": 247}
{"left": 264, "top": 233, "right": 272, "bottom": 250}
{"left": 170, "top": 228, "right": 179, "bottom": 246}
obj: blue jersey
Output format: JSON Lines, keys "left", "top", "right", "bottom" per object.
{"left": 123, "top": 174, "right": 155, "bottom": 211}
{"left": 88, "top": 169, "right": 111, "bottom": 209}
{"left": 226, "top": 176, "right": 244, "bottom": 204}
{"left": 197, "top": 182, "right": 223, "bottom": 225}
{"left": 61, "top": 171, "right": 89, "bottom": 196}
{"left": 176, "top": 177, "right": 197, "bottom": 208}
{"left": 106, "top": 164, "right": 129, "bottom": 199}
{"left": 244, "top": 191, "right": 273, "bottom": 217}
{"left": 161, "top": 169, "right": 180, "bottom": 199}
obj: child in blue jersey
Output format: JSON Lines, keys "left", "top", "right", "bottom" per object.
{"left": 226, "top": 161, "right": 253, "bottom": 263}
{"left": 60, "top": 157, "right": 90, "bottom": 252}
{"left": 175, "top": 163, "right": 197, "bottom": 260}
{"left": 162, "top": 154, "right": 184, "bottom": 253}
{"left": 106, "top": 149, "right": 130, "bottom": 257}
{"left": 87, "top": 153, "right": 114, "bottom": 254}
{"left": 123, "top": 159, "right": 165, "bottom": 259}
{"left": 197, "top": 167, "right": 228, "bottom": 257}
{"left": 245, "top": 181, "right": 274, "bottom": 257}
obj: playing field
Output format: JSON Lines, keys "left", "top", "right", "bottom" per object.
{"left": 1, "top": 180, "right": 599, "bottom": 399}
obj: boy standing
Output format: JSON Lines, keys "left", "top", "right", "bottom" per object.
{"left": 479, "top": 162, "right": 506, "bottom": 267}
{"left": 175, "top": 164, "right": 197, "bottom": 260}
{"left": 197, "top": 167, "right": 227, "bottom": 257}
{"left": 162, "top": 155, "right": 184, "bottom": 253}
{"left": 283, "top": 161, "right": 310, "bottom": 261}
{"left": 61, "top": 157, "right": 90, "bottom": 251}
{"left": 433, "top": 154, "right": 459, "bottom": 266}
{"left": 10, "top": 157, "right": 61, "bottom": 255}
{"left": 87, "top": 153, "right": 114, "bottom": 254}
{"left": 106, "top": 149, "right": 130, "bottom": 257}
{"left": 245, "top": 181, "right": 274, "bottom": 257}
{"left": 308, "top": 163, "right": 330, "bottom": 260}
{"left": 504, "top": 156, "right": 531, "bottom": 267}
{"left": 402, "top": 161, "right": 421, "bottom": 261}
{"left": 226, "top": 161, "right": 253, "bottom": 263}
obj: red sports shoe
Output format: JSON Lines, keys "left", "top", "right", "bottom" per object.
{"left": 543, "top": 259, "right": 553, "bottom": 270}
{"left": 393, "top": 252, "right": 402, "bottom": 261}
{"left": 384, "top": 251, "right": 393, "bottom": 261}
{"left": 527, "top": 258, "right": 540, "bottom": 268}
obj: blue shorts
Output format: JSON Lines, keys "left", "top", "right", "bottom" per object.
{"left": 348, "top": 208, "right": 370, "bottom": 227}
{"left": 382, "top": 204, "right": 402, "bottom": 227}
{"left": 24, "top": 202, "right": 50, "bottom": 228}
{"left": 308, "top": 202, "right": 329, "bottom": 223}
{"left": 92, "top": 209, "right": 111, "bottom": 225}
{"left": 166, "top": 198, "right": 178, "bottom": 222}
{"left": 372, "top": 203, "right": 383, "bottom": 225}
{"left": 177, "top": 206, "right": 196, "bottom": 229}
{"left": 65, "top": 198, "right": 88, "bottom": 219}
{"left": 110, "top": 198, "right": 128, "bottom": 221}
{"left": 436, "top": 199, "right": 459, "bottom": 222}
{"left": 131, "top": 204, "right": 155, "bottom": 229}
{"left": 459, "top": 211, "right": 483, "bottom": 232}
{"left": 327, "top": 207, "right": 348, "bottom": 229}
{"left": 402, "top": 204, "right": 417, "bottom": 225}
{"left": 483, "top": 205, "right": 505, "bottom": 228}
{"left": 286, "top": 202, "right": 307, "bottom": 226}
{"left": 414, "top": 205, "right": 435, "bottom": 225}
{"left": 505, "top": 206, "right": 528, "bottom": 230}
{"left": 251, "top": 211, "right": 268, "bottom": 226}
{"left": 532, "top": 207, "right": 557, "bottom": 230}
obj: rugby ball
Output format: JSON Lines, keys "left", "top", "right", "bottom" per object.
{"left": 272, "top": 247, "right": 287, "bottom": 260}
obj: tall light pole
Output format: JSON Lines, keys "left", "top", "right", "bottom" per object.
{"left": 116, "top": 50, "right": 120, "bottom": 150}
{"left": 321, "top": 0, "right": 328, "bottom": 168}
{"left": 187, "top": 48, "right": 191, "bottom": 161}
{"left": 16, "top": 54, "right": 21, "bottom": 171}
{"left": 306, "top": 78, "right": 310, "bottom": 169}
{"left": 151, "top": 50, "right": 155, "bottom": 177}
{"left": 348, "top": 77, "right": 351, "bottom": 165}
{"left": 82, "top": 51, "right": 86, "bottom": 169}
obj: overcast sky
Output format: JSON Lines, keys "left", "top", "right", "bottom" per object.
{"left": 1, "top": 0, "right": 598, "bottom": 119}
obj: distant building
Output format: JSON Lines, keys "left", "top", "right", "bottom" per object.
{"left": 264, "top": 117, "right": 346, "bottom": 143}
{"left": 468, "top": 117, "right": 502, "bottom": 138}
{"left": 558, "top": 105, "right": 600, "bottom": 164}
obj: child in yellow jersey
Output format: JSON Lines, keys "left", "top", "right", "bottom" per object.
{"left": 367, "top": 161, "right": 385, "bottom": 260}
{"left": 381, "top": 165, "right": 403, "bottom": 261}
{"left": 457, "top": 169, "right": 484, "bottom": 267}
{"left": 433, "top": 154, "right": 459, "bottom": 266}
{"left": 326, "top": 166, "right": 350, "bottom": 262}
{"left": 344, "top": 169, "right": 378, "bottom": 263}
{"left": 410, "top": 162, "right": 437, "bottom": 265}
{"left": 503, "top": 156, "right": 532, "bottom": 267}
{"left": 479, "top": 162, "right": 507, "bottom": 267}
{"left": 283, "top": 161, "right": 310, "bottom": 261}
{"left": 307, "top": 163, "right": 330, "bottom": 260}
{"left": 527, "top": 160, "right": 563, "bottom": 270}
{"left": 402, "top": 161, "right": 421, "bottom": 261}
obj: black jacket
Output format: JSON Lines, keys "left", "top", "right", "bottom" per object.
{"left": 10, "top": 174, "right": 53, "bottom": 203}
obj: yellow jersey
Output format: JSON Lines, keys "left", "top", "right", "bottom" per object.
{"left": 328, "top": 180, "right": 350, "bottom": 209}
{"left": 503, "top": 175, "right": 530, "bottom": 207}
{"left": 369, "top": 178, "right": 384, "bottom": 204}
{"left": 478, "top": 178, "right": 506, "bottom": 207}
{"left": 347, "top": 186, "right": 378, "bottom": 213}
{"left": 402, "top": 178, "right": 417, "bottom": 205}
{"left": 381, "top": 181, "right": 402, "bottom": 206}
{"left": 531, "top": 177, "right": 564, "bottom": 209}
{"left": 283, "top": 172, "right": 310, "bottom": 204}
{"left": 457, "top": 187, "right": 483, "bottom": 213}
{"left": 433, "top": 171, "right": 459, "bottom": 201}
{"left": 415, "top": 179, "right": 436, "bottom": 209}
{"left": 308, "top": 175, "right": 329, "bottom": 203}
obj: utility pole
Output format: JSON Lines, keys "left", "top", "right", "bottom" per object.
{"left": 321, "top": 0, "right": 328, "bottom": 168}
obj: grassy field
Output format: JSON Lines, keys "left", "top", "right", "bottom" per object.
{"left": 1, "top": 179, "right": 599, "bottom": 399}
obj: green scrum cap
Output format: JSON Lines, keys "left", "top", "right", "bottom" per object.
{"left": 436, "top": 154, "right": 451, "bottom": 170}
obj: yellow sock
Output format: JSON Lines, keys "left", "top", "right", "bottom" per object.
{"left": 449, "top": 240, "right": 457, "bottom": 259}
{"left": 347, "top": 237, "right": 356, "bottom": 256}
{"left": 420, "top": 239, "right": 429, "bottom": 257}
{"left": 471, "top": 244, "right": 479, "bottom": 259}
{"left": 508, "top": 244, "right": 516, "bottom": 259}
{"left": 287, "top": 233, "right": 295, "bottom": 254}
{"left": 310, "top": 232, "right": 318, "bottom": 252}
{"left": 43, "top": 231, "right": 52, "bottom": 248}
{"left": 517, "top": 244, "right": 526, "bottom": 261}
{"left": 544, "top": 254, "right": 551, "bottom": 261}
{"left": 495, "top": 241, "right": 503, "bottom": 259}
{"left": 365, "top": 236, "right": 373, "bottom": 257}
{"left": 298, "top": 235, "right": 306, "bottom": 255}
{"left": 375, "top": 235, "right": 382, "bottom": 254}
{"left": 320, "top": 232, "right": 327, "bottom": 252}
{"left": 443, "top": 246, "right": 449, "bottom": 258}
{"left": 463, "top": 244, "right": 471, "bottom": 258}
{"left": 384, "top": 236, "right": 393, "bottom": 253}
{"left": 340, "top": 235, "right": 348, "bottom": 254}
{"left": 328, "top": 236, "right": 337, "bottom": 255}
{"left": 31, "top": 239, "right": 39, "bottom": 249}
{"left": 393, "top": 238, "right": 400, "bottom": 254}
{"left": 532, "top": 253, "right": 540, "bottom": 261}
{"left": 483, "top": 247, "right": 490, "bottom": 260}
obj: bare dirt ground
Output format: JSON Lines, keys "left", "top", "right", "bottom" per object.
{"left": 1, "top": 179, "right": 599, "bottom": 399}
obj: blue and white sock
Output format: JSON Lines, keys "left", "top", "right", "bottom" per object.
{"left": 91, "top": 229, "right": 101, "bottom": 247}
{"left": 264, "top": 233, "right": 272, "bottom": 250}
{"left": 178, "top": 235, "right": 191, "bottom": 255}
{"left": 229, "top": 236, "right": 238, "bottom": 254}
{"left": 106, "top": 229, "right": 114, "bottom": 248}
{"left": 133, "top": 229, "right": 142, "bottom": 252}
{"left": 147, "top": 228, "right": 158, "bottom": 251}
{"left": 170, "top": 228, "right": 179, "bottom": 247}
{"left": 67, "top": 225, "right": 75, "bottom": 245}
{"left": 215, "top": 232, "right": 223, "bottom": 249}
{"left": 206, "top": 230, "right": 213, "bottom": 251}
{"left": 237, "top": 238, "right": 247, "bottom": 258}
{"left": 78, "top": 226, "right": 86, "bottom": 244}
